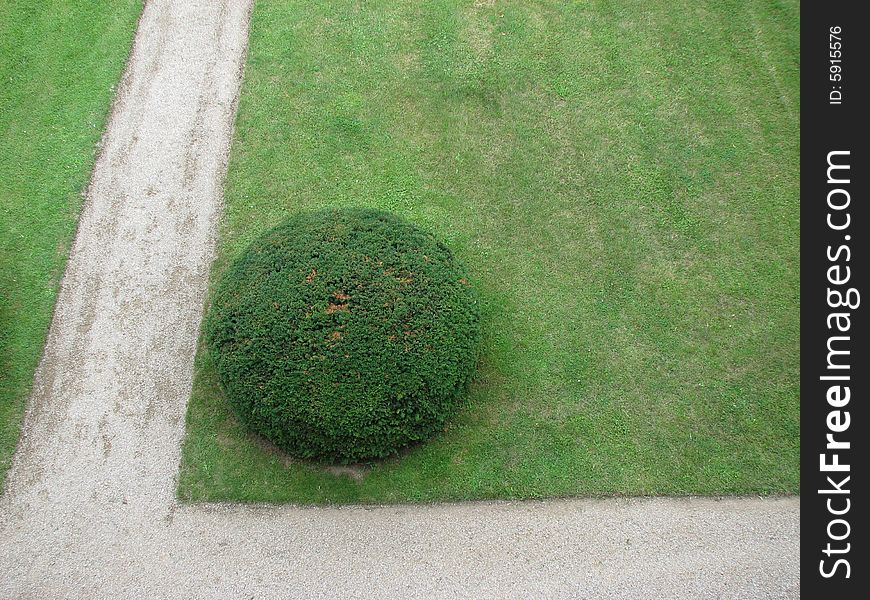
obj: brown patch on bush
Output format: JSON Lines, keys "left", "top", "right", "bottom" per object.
{"left": 326, "top": 302, "right": 349, "bottom": 314}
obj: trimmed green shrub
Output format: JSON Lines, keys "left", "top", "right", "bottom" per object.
{"left": 205, "top": 208, "right": 481, "bottom": 463}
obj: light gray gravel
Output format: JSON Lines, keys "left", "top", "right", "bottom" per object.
{"left": 2, "top": 495, "right": 800, "bottom": 599}
{"left": 0, "top": 0, "right": 800, "bottom": 598}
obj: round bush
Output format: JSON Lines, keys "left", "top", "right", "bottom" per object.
{"left": 205, "top": 208, "right": 481, "bottom": 462}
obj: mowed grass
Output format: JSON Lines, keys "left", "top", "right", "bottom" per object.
{"left": 179, "top": 0, "right": 799, "bottom": 504}
{"left": 0, "top": 0, "right": 142, "bottom": 484}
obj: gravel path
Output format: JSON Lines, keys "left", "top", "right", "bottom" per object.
{"left": 0, "top": 1, "right": 799, "bottom": 597}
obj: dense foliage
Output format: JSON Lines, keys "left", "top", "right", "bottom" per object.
{"left": 205, "top": 208, "right": 481, "bottom": 462}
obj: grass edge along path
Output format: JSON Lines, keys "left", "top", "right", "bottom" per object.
{"left": 0, "top": 0, "right": 144, "bottom": 486}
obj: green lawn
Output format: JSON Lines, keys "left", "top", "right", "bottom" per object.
{"left": 0, "top": 0, "right": 142, "bottom": 484}
{"left": 179, "top": 0, "right": 800, "bottom": 504}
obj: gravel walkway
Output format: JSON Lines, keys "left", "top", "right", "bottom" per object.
{"left": 0, "top": 1, "right": 799, "bottom": 597}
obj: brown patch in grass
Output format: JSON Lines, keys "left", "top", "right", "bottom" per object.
{"left": 324, "top": 464, "right": 368, "bottom": 482}
{"left": 464, "top": 1, "right": 495, "bottom": 59}
{"left": 243, "top": 428, "right": 371, "bottom": 480}
{"left": 396, "top": 51, "right": 419, "bottom": 73}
